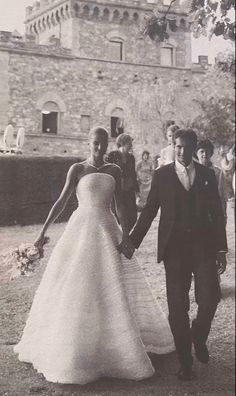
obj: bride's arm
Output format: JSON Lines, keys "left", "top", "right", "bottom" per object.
{"left": 113, "top": 167, "right": 135, "bottom": 259}
{"left": 34, "top": 163, "right": 80, "bottom": 248}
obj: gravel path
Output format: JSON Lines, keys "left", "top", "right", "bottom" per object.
{"left": 0, "top": 205, "right": 235, "bottom": 396}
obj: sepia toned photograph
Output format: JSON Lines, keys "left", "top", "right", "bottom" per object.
{"left": 0, "top": 0, "right": 235, "bottom": 395}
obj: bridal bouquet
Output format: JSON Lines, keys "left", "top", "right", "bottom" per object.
{"left": 5, "top": 238, "right": 49, "bottom": 280}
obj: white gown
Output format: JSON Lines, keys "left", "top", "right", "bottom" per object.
{"left": 14, "top": 173, "right": 174, "bottom": 384}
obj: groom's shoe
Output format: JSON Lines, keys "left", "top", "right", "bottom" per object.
{"left": 193, "top": 339, "right": 209, "bottom": 364}
{"left": 177, "top": 366, "right": 194, "bottom": 381}
{"left": 191, "top": 321, "right": 210, "bottom": 364}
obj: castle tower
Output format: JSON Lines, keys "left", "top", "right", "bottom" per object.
{"left": 25, "top": 0, "right": 192, "bottom": 67}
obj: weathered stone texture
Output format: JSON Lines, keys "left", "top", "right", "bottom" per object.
{"left": 2, "top": 49, "right": 192, "bottom": 157}
{"left": 0, "top": 51, "right": 9, "bottom": 129}
{"left": 0, "top": 0, "right": 193, "bottom": 158}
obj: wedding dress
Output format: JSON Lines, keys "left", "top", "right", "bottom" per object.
{"left": 14, "top": 172, "right": 174, "bottom": 384}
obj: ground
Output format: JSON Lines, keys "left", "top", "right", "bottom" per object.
{"left": 0, "top": 204, "right": 235, "bottom": 396}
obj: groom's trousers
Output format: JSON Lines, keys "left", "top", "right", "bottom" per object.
{"left": 163, "top": 230, "right": 221, "bottom": 368}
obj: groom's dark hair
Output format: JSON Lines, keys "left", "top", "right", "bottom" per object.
{"left": 175, "top": 129, "right": 198, "bottom": 148}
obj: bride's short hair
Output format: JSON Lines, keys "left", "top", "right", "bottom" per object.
{"left": 89, "top": 126, "right": 109, "bottom": 141}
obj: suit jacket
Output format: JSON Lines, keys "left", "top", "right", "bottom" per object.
{"left": 107, "top": 151, "right": 139, "bottom": 192}
{"left": 130, "top": 162, "right": 228, "bottom": 263}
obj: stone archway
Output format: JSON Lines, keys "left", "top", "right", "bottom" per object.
{"left": 105, "top": 99, "right": 129, "bottom": 138}
{"left": 105, "top": 99, "right": 128, "bottom": 117}
{"left": 36, "top": 93, "right": 66, "bottom": 134}
{"left": 36, "top": 93, "right": 66, "bottom": 113}
{"left": 41, "top": 101, "right": 59, "bottom": 134}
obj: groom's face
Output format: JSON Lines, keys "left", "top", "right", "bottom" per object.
{"left": 175, "top": 137, "right": 195, "bottom": 167}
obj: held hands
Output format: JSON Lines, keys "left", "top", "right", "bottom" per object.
{"left": 118, "top": 235, "right": 135, "bottom": 260}
{"left": 216, "top": 252, "right": 227, "bottom": 275}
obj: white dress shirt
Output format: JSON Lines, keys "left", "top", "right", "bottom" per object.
{"left": 175, "top": 160, "right": 196, "bottom": 191}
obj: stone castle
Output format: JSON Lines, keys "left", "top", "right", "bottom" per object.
{"left": 0, "top": 0, "right": 200, "bottom": 157}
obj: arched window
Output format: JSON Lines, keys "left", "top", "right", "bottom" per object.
{"left": 74, "top": 3, "right": 79, "bottom": 17}
{"left": 55, "top": 10, "right": 60, "bottom": 23}
{"left": 93, "top": 6, "right": 99, "bottom": 18}
{"left": 102, "top": 8, "right": 110, "bottom": 21}
{"left": 133, "top": 12, "right": 139, "bottom": 22}
{"left": 110, "top": 108, "right": 124, "bottom": 137}
{"left": 82, "top": 5, "right": 90, "bottom": 16}
{"left": 113, "top": 9, "right": 120, "bottom": 21}
{"left": 123, "top": 11, "right": 129, "bottom": 22}
{"left": 41, "top": 101, "right": 60, "bottom": 134}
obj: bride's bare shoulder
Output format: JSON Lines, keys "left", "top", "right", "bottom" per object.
{"left": 67, "top": 161, "right": 87, "bottom": 180}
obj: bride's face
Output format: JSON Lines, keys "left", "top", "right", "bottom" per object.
{"left": 89, "top": 132, "right": 108, "bottom": 158}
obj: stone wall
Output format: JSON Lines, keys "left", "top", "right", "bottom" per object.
{"left": 0, "top": 51, "right": 9, "bottom": 129}
{"left": 72, "top": 16, "right": 162, "bottom": 64}
{"left": 0, "top": 0, "right": 193, "bottom": 159}
{"left": 0, "top": 47, "right": 192, "bottom": 158}
{"left": 24, "top": 0, "right": 191, "bottom": 65}
{"left": 71, "top": 11, "right": 189, "bottom": 67}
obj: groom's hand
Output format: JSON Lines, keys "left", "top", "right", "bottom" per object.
{"left": 118, "top": 237, "right": 135, "bottom": 260}
{"left": 216, "top": 251, "right": 227, "bottom": 275}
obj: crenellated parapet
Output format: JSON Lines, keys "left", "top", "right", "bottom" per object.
{"left": 25, "top": 1, "right": 71, "bottom": 36}
{"left": 71, "top": 0, "right": 189, "bottom": 28}
{"left": 25, "top": 0, "right": 188, "bottom": 37}
{"left": 71, "top": 1, "right": 143, "bottom": 24}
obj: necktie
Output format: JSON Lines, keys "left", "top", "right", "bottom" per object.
{"left": 184, "top": 167, "right": 191, "bottom": 191}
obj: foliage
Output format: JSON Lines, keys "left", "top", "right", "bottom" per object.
{"left": 190, "top": 0, "right": 235, "bottom": 41}
{"left": 215, "top": 48, "right": 235, "bottom": 74}
{"left": 128, "top": 59, "right": 234, "bottom": 147}
{"left": 142, "top": 0, "right": 182, "bottom": 42}
{"left": 142, "top": 0, "right": 235, "bottom": 42}
{"left": 128, "top": 78, "right": 179, "bottom": 144}
{"left": 187, "top": 67, "right": 235, "bottom": 144}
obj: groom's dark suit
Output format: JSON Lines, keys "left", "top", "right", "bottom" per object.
{"left": 130, "top": 161, "right": 227, "bottom": 369}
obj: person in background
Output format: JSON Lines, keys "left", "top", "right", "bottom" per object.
{"left": 136, "top": 150, "right": 154, "bottom": 210}
{"left": 153, "top": 154, "right": 160, "bottom": 170}
{"left": 158, "top": 124, "right": 179, "bottom": 167}
{"left": 219, "top": 144, "right": 235, "bottom": 206}
{"left": 107, "top": 134, "right": 139, "bottom": 232}
{"left": 195, "top": 139, "right": 228, "bottom": 225}
{"left": 220, "top": 144, "right": 235, "bottom": 174}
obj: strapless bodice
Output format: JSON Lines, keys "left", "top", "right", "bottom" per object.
{"left": 76, "top": 173, "right": 115, "bottom": 209}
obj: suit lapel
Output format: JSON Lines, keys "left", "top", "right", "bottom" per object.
{"left": 192, "top": 162, "right": 206, "bottom": 218}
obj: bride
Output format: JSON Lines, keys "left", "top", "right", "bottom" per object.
{"left": 14, "top": 126, "right": 174, "bottom": 384}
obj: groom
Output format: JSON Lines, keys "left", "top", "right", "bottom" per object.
{"left": 126, "top": 129, "right": 227, "bottom": 380}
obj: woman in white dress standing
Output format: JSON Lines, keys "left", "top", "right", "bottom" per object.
{"left": 14, "top": 126, "right": 174, "bottom": 385}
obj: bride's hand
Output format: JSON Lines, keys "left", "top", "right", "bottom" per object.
{"left": 34, "top": 234, "right": 50, "bottom": 255}
{"left": 118, "top": 235, "right": 135, "bottom": 260}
